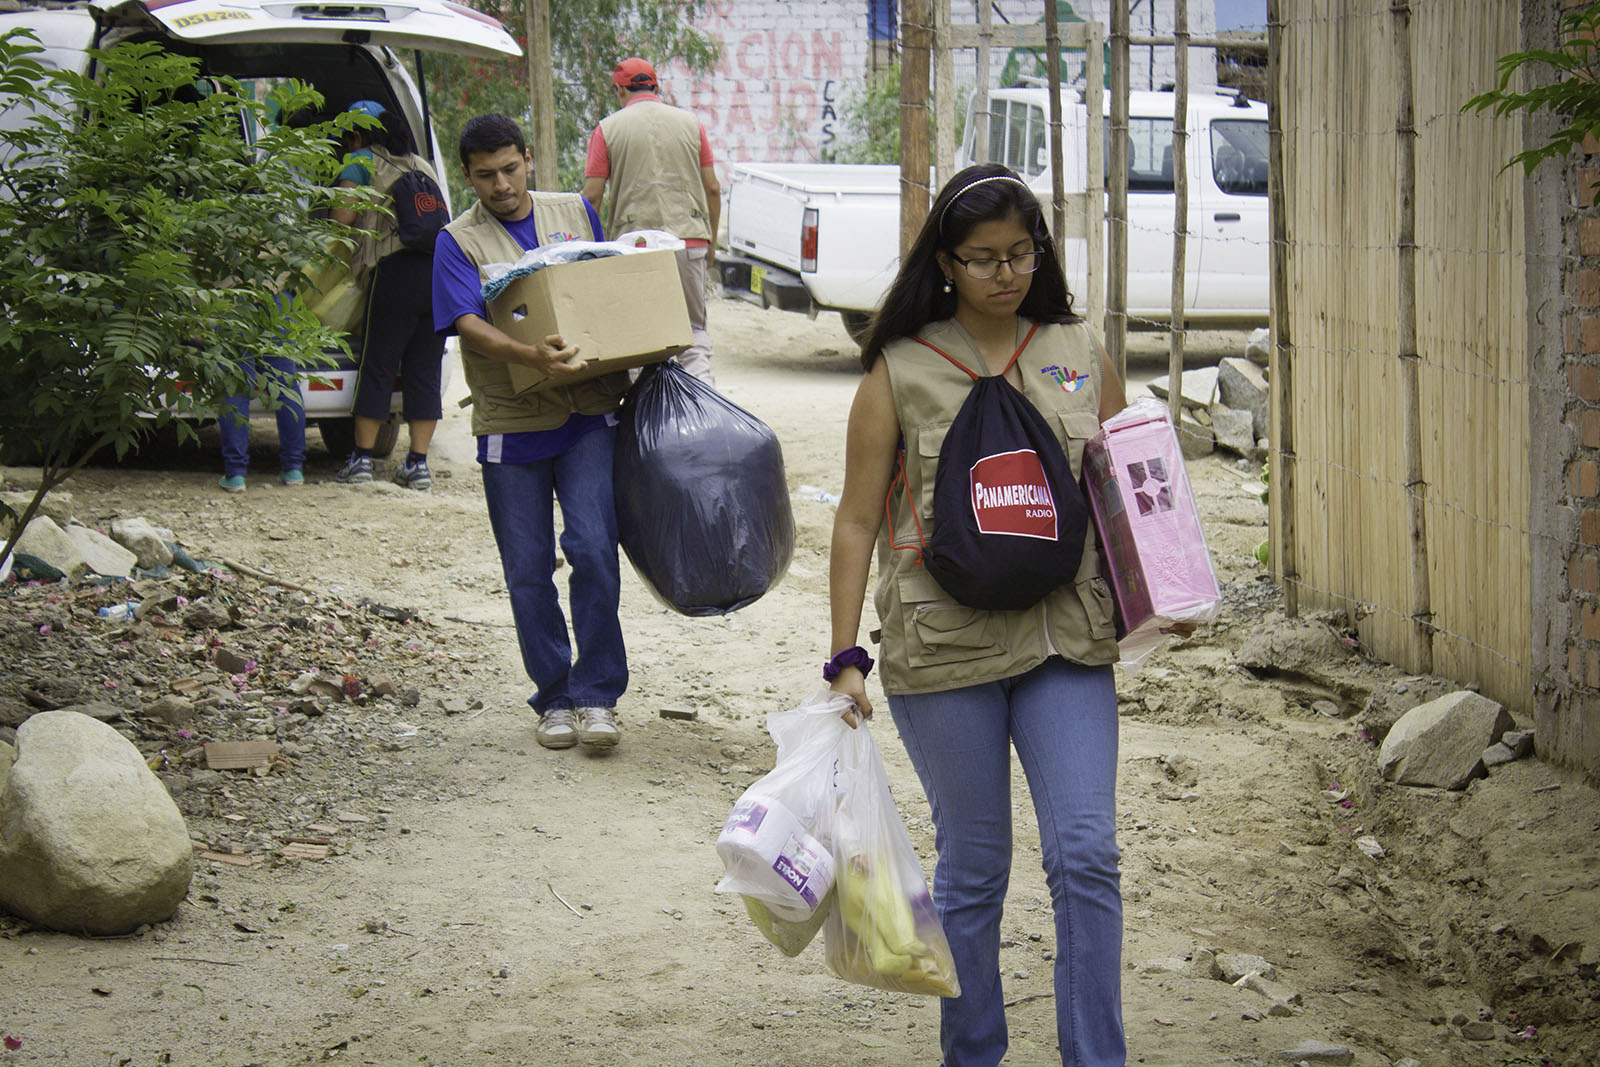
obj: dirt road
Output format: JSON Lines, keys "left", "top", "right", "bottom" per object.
{"left": 1, "top": 300, "right": 1595, "bottom": 1067}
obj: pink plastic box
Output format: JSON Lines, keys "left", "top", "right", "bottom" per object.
{"left": 1082, "top": 398, "right": 1221, "bottom": 660}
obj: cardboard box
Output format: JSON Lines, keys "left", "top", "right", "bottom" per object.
{"left": 1083, "top": 399, "right": 1220, "bottom": 654}
{"left": 487, "top": 249, "right": 691, "bottom": 394}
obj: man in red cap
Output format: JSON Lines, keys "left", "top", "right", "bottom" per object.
{"left": 583, "top": 57, "right": 721, "bottom": 384}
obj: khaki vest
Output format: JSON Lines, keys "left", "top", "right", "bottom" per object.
{"left": 443, "top": 194, "right": 629, "bottom": 436}
{"left": 873, "top": 318, "right": 1120, "bottom": 696}
{"left": 597, "top": 99, "right": 711, "bottom": 241}
{"left": 351, "top": 147, "right": 438, "bottom": 278}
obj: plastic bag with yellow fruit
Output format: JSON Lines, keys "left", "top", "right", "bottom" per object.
{"left": 822, "top": 714, "right": 960, "bottom": 998}
{"left": 302, "top": 240, "right": 368, "bottom": 336}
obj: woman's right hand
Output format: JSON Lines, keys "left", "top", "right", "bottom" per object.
{"left": 831, "top": 669, "right": 873, "bottom": 727}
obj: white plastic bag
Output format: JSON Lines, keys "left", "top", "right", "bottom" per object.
{"left": 822, "top": 715, "right": 960, "bottom": 998}
{"left": 714, "top": 691, "right": 852, "bottom": 956}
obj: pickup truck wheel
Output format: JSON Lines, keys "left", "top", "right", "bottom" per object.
{"left": 319, "top": 414, "right": 400, "bottom": 459}
{"left": 840, "top": 311, "right": 873, "bottom": 345}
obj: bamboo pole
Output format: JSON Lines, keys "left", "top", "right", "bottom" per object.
{"left": 1045, "top": 0, "right": 1066, "bottom": 244}
{"left": 1084, "top": 21, "right": 1106, "bottom": 331}
{"left": 526, "top": 0, "right": 557, "bottom": 191}
{"left": 1394, "top": 0, "right": 1432, "bottom": 672}
{"left": 900, "top": 0, "right": 933, "bottom": 257}
{"left": 1266, "top": 0, "right": 1296, "bottom": 616}
{"left": 1108, "top": 0, "right": 1130, "bottom": 382}
{"left": 934, "top": 0, "right": 955, "bottom": 190}
{"left": 1167, "top": 0, "right": 1189, "bottom": 424}
{"left": 973, "top": 0, "right": 994, "bottom": 164}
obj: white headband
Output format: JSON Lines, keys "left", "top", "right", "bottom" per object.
{"left": 940, "top": 174, "right": 1029, "bottom": 227}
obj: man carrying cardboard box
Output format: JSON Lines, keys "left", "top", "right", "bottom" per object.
{"left": 431, "top": 113, "right": 630, "bottom": 751}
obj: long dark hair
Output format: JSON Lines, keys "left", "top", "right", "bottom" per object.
{"left": 859, "top": 162, "right": 1078, "bottom": 370}
{"left": 354, "top": 106, "right": 418, "bottom": 157}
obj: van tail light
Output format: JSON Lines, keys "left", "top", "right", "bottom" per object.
{"left": 801, "top": 208, "right": 819, "bottom": 273}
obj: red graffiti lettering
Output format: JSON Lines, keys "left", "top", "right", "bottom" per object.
{"left": 811, "top": 31, "right": 843, "bottom": 79}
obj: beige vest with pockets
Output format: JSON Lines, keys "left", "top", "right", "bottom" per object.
{"left": 597, "top": 100, "right": 711, "bottom": 241}
{"left": 873, "top": 318, "right": 1119, "bottom": 696}
{"left": 443, "top": 194, "right": 629, "bottom": 437}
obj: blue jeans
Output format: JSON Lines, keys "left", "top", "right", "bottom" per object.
{"left": 218, "top": 354, "right": 307, "bottom": 477}
{"left": 888, "top": 657, "right": 1124, "bottom": 1067}
{"left": 480, "top": 424, "right": 628, "bottom": 713}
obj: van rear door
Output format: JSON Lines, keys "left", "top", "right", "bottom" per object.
{"left": 88, "top": 0, "right": 520, "bottom": 59}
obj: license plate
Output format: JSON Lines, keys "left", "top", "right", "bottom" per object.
{"left": 750, "top": 265, "right": 765, "bottom": 295}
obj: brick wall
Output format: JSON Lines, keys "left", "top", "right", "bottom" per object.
{"left": 1571, "top": 151, "right": 1600, "bottom": 690}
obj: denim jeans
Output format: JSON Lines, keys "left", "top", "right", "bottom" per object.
{"left": 480, "top": 424, "right": 628, "bottom": 713}
{"left": 218, "top": 355, "right": 307, "bottom": 477}
{"left": 888, "top": 657, "right": 1124, "bottom": 1067}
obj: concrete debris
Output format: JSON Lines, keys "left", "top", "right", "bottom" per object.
{"left": 1378, "top": 690, "right": 1516, "bottom": 790}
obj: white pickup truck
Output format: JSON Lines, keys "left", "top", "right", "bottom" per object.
{"left": 718, "top": 88, "right": 1270, "bottom": 338}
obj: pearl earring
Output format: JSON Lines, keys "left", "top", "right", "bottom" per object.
{"left": 942, "top": 277, "right": 953, "bottom": 293}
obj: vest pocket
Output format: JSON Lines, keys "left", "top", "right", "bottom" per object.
{"left": 1056, "top": 409, "right": 1102, "bottom": 476}
{"left": 899, "top": 569, "right": 1005, "bottom": 667}
{"left": 1074, "top": 575, "right": 1118, "bottom": 641}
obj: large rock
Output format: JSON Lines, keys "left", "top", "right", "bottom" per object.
{"left": 0, "top": 711, "right": 194, "bottom": 935}
{"left": 110, "top": 517, "right": 174, "bottom": 571}
{"left": 1148, "top": 366, "right": 1220, "bottom": 413}
{"left": 2, "top": 489, "right": 75, "bottom": 529}
{"left": 64, "top": 522, "right": 137, "bottom": 578}
{"left": 11, "top": 515, "right": 88, "bottom": 581}
{"left": 1217, "top": 356, "right": 1270, "bottom": 439}
{"left": 1209, "top": 403, "right": 1258, "bottom": 458}
{"left": 1378, "top": 691, "right": 1516, "bottom": 790}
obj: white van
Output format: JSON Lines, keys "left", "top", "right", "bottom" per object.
{"left": 0, "top": 0, "right": 520, "bottom": 457}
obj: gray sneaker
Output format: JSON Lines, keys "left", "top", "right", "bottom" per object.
{"left": 392, "top": 456, "right": 432, "bottom": 490}
{"left": 578, "top": 706, "right": 619, "bottom": 748}
{"left": 535, "top": 707, "right": 579, "bottom": 750}
{"left": 335, "top": 453, "right": 373, "bottom": 484}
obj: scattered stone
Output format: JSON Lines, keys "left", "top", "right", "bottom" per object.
{"left": 1378, "top": 691, "right": 1516, "bottom": 790}
{"left": 213, "top": 647, "right": 253, "bottom": 676}
{"left": 109, "top": 517, "right": 174, "bottom": 570}
{"left": 1235, "top": 971, "right": 1301, "bottom": 1004}
{"left": 11, "top": 515, "right": 89, "bottom": 581}
{"left": 0, "top": 711, "right": 193, "bottom": 935}
{"left": 1481, "top": 742, "right": 1516, "bottom": 769}
{"left": 1148, "top": 366, "right": 1220, "bottom": 411}
{"left": 143, "top": 696, "right": 197, "bottom": 728}
{"left": 63, "top": 522, "right": 138, "bottom": 578}
{"left": 1209, "top": 403, "right": 1258, "bottom": 458}
{"left": 1273, "top": 1039, "right": 1353, "bottom": 1064}
{"left": 1245, "top": 325, "right": 1271, "bottom": 367}
{"left": 1501, "top": 729, "right": 1535, "bottom": 758}
{"left": 2, "top": 489, "right": 76, "bottom": 528}
{"left": 1236, "top": 619, "right": 1349, "bottom": 677}
{"left": 369, "top": 674, "right": 400, "bottom": 698}
{"left": 1176, "top": 414, "right": 1216, "bottom": 459}
{"left": 1135, "top": 956, "right": 1193, "bottom": 976}
{"left": 1215, "top": 953, "right": 1277, "bottom": 982}
{"left": 182, "top": 599, "right": 236, "bottom": 632}
{"left": 53, "top": 701, "right": 125, "bottom": 723}
{"left": 1354, "top": 835, "right": 1385, "bottom": 859}
{"left": 1459, "top": 1020, "right": 1496, "bottom": 1041}
{"left": 1217, "top": 356, "right": 1271, "bottom": 438}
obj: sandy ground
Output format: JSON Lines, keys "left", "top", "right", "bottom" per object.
{"left": 1, "top": 299, "right": 1597, "bottom": 1067}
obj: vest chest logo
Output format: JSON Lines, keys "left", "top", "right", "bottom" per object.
{"left": 545, "top": 230, "right": 580, "bottom": 244}
{"left": 969, "top": 449, "right": 1059, "bottom": 540}
{"left": 1041, "top": 364, "right": 1087, "bottom": 392}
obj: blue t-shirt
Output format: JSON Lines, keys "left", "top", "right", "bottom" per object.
{"left": 431, "top": 197, "right": 607, "bottom": 464}
{"left": 338, "top": 148, "right": 374, "bottom": 186}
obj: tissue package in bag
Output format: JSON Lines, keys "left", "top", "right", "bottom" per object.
{"left": 715, "top": 691, "right": 855, "bottom": 956}
{"left": 615, "top": 362, "right": 795, "bottom": 615}
{"left": 822, "top": 716, "right": 960, "bottom": 998}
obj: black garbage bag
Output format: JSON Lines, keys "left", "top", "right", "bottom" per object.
{"left": 614, "top": 361, "right": 796, "bottom": 616}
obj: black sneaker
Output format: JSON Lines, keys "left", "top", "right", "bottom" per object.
{"left": 392, "top": 456, "right": 432, "bottom": 490}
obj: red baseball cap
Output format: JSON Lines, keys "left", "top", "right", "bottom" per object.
{"left": 612, "top": 57, "right": 658, "bottom": 90}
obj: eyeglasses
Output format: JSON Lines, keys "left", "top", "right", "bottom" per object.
{"left": 949, "top": 250, "right": 1042, "bottom": 279}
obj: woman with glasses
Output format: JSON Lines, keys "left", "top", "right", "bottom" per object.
{"left": 825, "top": 162, "right": 1129, "bottom": 1067}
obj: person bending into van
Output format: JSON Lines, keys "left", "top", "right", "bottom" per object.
{"left": 581, "top": 57, "right": 720, "bottom": 385}
{"left": 431, "top": 113, "right": 629, "bottom": 751}
{"left": 331, "top": 99, "right": 446, "bottom": 490}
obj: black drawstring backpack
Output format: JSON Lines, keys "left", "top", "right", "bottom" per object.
{"left": 909, "top": 324, "right": 1088, "bottom": 612}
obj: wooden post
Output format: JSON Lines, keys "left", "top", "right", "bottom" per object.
{"left": 1167, "top": 0, "right": 1188, "bottom": 424}
{"left": 526, "top": 0, "right": 557, "bottom": 191}
{"left": 1044, "top": 0, "right": 1066, "bottom": 244}
{"left": 1266, "top": 0, "right": 1297, "bottom": 616}
{"left": 1083, "top": 21, "right": 1105, "bottom": 331}
{"left": 1107, "top": 0, "right": 1130, "bottom": 383}
{"left": 900, "top": 0, "right": 933, "bottom": 257}
{"left": 934, "top": 0, "right": 955, "bottom": 190}
{"left": 1394, "top": 0, "right": 1433, "bottom": 672}
{"left": 972, "top": 0, "right": 994, "bottom": 164}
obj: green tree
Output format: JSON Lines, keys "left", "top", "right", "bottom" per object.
{"left": 0, "top": 30, "right": 367, "bottom": 567}
{"left": 426, "top": 0, "right": 719, "bottom": 208}
{"left": 823, "top": 64, "right": 903, "bottom": 164}
{"left": 1464, "top": 1, "right": 1600, "bottom": 175}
